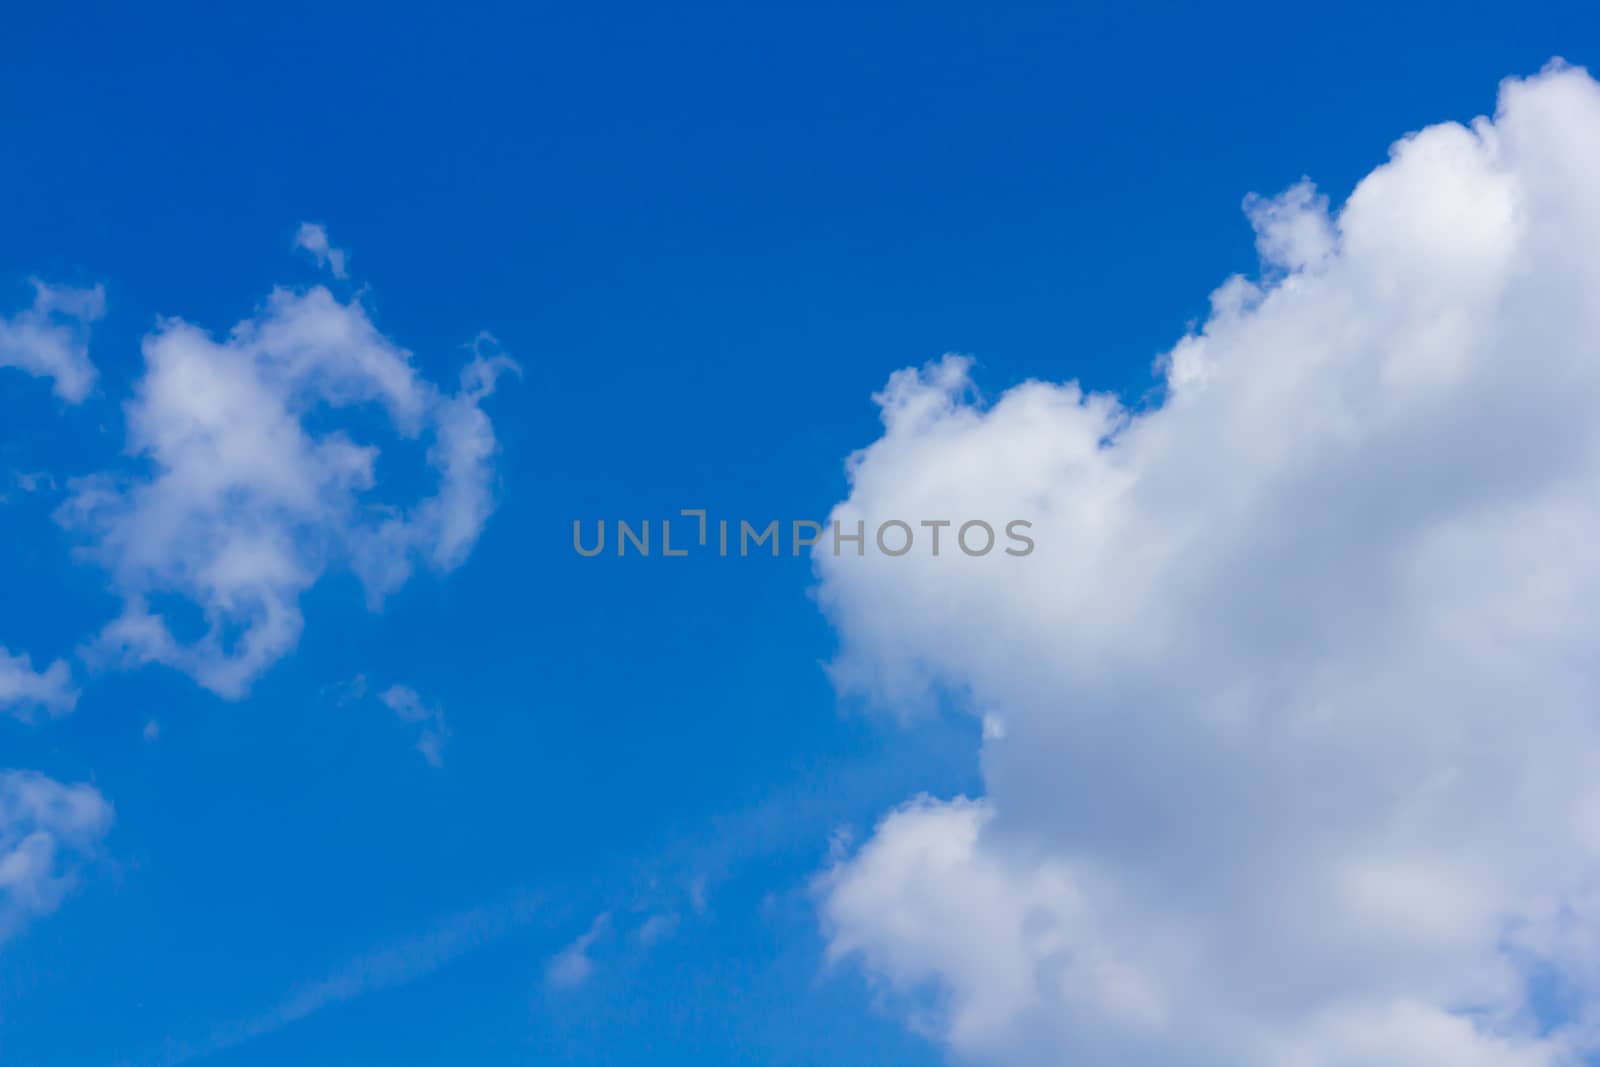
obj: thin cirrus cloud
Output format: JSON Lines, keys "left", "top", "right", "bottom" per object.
{"left": 0, "top": 770, "right": 112, "bottom": 946}
{"left": 145, "top": 892, "right": 540, "bottom": 1067}
{"left": 545, "top": 912, "right": 611, "bottom": 990}
{"left": 54, "top": 227, "right": 518, "bottom": 699}
{"left": 814, "top": 62, "right": 1600, "bottom": 1066}
{"left": 0, "top": 278, "right": 104, "bottom": 404}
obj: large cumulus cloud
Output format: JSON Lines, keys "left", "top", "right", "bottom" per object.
{"left": 814, "top": 62, "right": 1600, "bottom": 1066}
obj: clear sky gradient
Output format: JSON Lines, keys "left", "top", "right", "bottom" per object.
{"left": 2, "top": 3, "right": 1596, "bottom": 1065}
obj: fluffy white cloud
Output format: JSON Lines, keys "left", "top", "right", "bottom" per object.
{"left": 814, "top": 63, "right": 1600, "bottom": 1066}
{"left": 0, "top": 770, "right": 111, "bottom": 944}
{"left": 0, "top": 646, "right": 77, "bottom": 720}
{"left": 60, "top": 242, "right": 516, "bottom": 698}
{"left": 0, "top": 279, "right": 104, "bottom": 402}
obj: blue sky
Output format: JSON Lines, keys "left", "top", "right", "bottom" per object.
{"left": 3, "top": 3, "right": 1600, "bottom": 1066}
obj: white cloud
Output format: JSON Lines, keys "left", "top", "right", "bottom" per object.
{"left": 58, "top": 244, "right": 516, "bottom": 699}
{"left": 293, "top": 222, "right": 348, "bottom": 280}
{"left": 0, "top": 770, "right": 112, "bottom": 943}
{"left": 634, "top": 911, "right": 679, "bottom": 947}
{"left": 814, "top": 62, "right": 1600, "bottom": 1066}
{"left": 0, "top": 646, "right": 77, "bottom": 721}
{"left": 12, "top": 471, "right": 57, "bottom": 494}
{"left": 545, "top": 912, "right": 610, "bottom": 989}
{"left": 0, "top": 279, "right": 104, "bottom": 402}
{"left": 820, "top": 797, "right": 1163, "bottom": 1048}
{"left": 378, "top": 684, "right": 450, "bottom": 766}
{"left": 327, "top": 674, "right": 369, "bottom": 705}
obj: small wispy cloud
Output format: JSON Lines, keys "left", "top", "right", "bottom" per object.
{"left": 0, "top": 278, "right": 104, "bottom": 403}
{"left": 379, "top": 684, "right": 450, "bottom": 767}
{"left": 292, "top": 221, "right": 348, "bottom": 279}
{"left": 634, "top": 911, "right": 679, "bottom": 948}
{"left": 12, "top": 470, "right": 57, "bottom": 494}
{"left": 326, "top": 674, "right": 369, "bottom": 706}
{"left": 545, "top": 912, "right": 610, "bottom": 990}
{"left": 144, "top": 892, "right": 538, "bottom": 1066}
{"left": 0, "top": 771, "right": 112, "bottom": 945}
{"left": 0, "top": 645, "right": 78, "bottom": 721}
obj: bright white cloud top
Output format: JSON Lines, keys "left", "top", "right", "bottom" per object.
{"left": 815, "top": 63, "right": 1600, "bottom": 1066}
{"left": 59, "top": 234, "right": 516, "bottom": 698}
{"left": 0, "top": 280, "right": 104, "bottom": 403}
